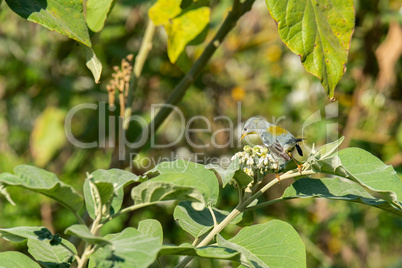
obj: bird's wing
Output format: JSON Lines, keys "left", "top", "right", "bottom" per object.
{"left": 261, "top": 135, "right": 291, "bottom": 162}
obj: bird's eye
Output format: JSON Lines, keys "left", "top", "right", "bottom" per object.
{"left": 243, "top": 128, "right": 247, "bottom": 132}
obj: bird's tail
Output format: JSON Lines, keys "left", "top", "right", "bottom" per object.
{"left": 295, "top": 138, "right": 305, "bottom": 156}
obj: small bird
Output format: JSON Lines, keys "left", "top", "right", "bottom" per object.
{"left": 240, "top": 116, "right": 304, "bottom": 174}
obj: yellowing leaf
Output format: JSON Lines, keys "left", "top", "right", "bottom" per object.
{"left": 165, "top": 7, "right": 210, "bottom": 63}
{"left": 30, "top": 107, "right": 66, "bottom": 167}
{"left": 148, "top": 0, "right": 182, "bottom": 26}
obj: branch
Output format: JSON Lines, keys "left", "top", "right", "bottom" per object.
{"left": 110, "top": 0, "right": 256, "bottom": 169}
{"left": 175, "top": 168, "right": 312, "bottom": 268}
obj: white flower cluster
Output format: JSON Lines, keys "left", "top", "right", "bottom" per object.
{"left": 232, "top": 145, "right": 281, "bottom": 178}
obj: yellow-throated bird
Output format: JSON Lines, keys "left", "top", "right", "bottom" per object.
{"left": 240, "top": 116, "right": 304, "bottom": 174}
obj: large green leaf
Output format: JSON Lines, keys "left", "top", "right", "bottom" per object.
{"left": 0, "top": 165, "right": 83, "bottom": 213}
{"left": 281, "top": 177, "right": 402, "bottom": 216}
{"left": 150, "top": 160, "right": 219, "bottom": 204}
{"left": 88, "top": 227, "right": 161, "bottom": 268}
{"left": 5, "top": 0, "right": 91, "bottom": 47}
{"left": 173, "top": 201, "right": 252, "bottom": 238}
{"left": 0, "top": 226, "right": 53, "bottom": 242}
{"left": 265, "top": 0, "right": 355, "bottom": 97}
{"left": 159, "top": 243, "right": 241, "bottom": 261}
{"left": 138, "top": 219, "right": 163, "bottom": 245}
{"left": 337, "top": 148, "right": 402, "bottom": 209}
{"left": 306, "top": 144, "right": 402, "bottom": 210}
{"left": 28, "top": 238, "right": 77, "bottom": 268}
{"left": 86, "top": 0, "right": 113, "bottom": 32}
{"left": 30, "top": 107, "right": 66, "bottom": 168}
{"left": 217, "top": 220, "right": 306, "bottom": 267}
{"left": 0, "top": 251, "right": 41, "bottom": 268}
{"left": 84, "top": 169, "right": 141, "bottom": 219}
{"left": 131, "top": 172, "right": 209, "bottom": 210}
{"left": 65, "top": 224, "right": 111, "bottom": 246}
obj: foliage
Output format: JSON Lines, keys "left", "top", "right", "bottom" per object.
{"left": 1, "top": 0, "right": 401, "bottom": 267}
{"left": 0, "top": 138, "right": 401, "bottom": 267}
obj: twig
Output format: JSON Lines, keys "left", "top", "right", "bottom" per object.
{"left": 175, "top": 168, "right": 311, "bottom": 268}
{"left": 124, "top": 19, "right": 156, "bottom": 130}
{"left": 110, "top": 0, "right": 256, "bottom": 169}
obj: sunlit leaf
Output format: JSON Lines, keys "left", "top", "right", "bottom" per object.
{"left": 65, "top": 224, "right": 111, "bottom": 246}
{"left": 266, "top": 0, "right": 355, "bottom": 97}
{"left": 88, "top": 228, "right": 161, "bottom": 268}
{"left": 173, "top": 201, "right": 252, "bottom": 238}
{"left": 0, "top": 251, "right": 41, "bottom": 268}
{"left": 159, "top": 243, "right": 241, "bottom": 262}
{"left": 5, "top": 0, "right": 91, "bottom": 47}
{"left": 218, "top": 220, "right": 306, "bottom": 267}
{"left": 165, "top": 7, "right": 210, "bottom": 63}
{"left": 138, "top": 219, "right": 163, "bottom": 245}
{"left": 281, "top": 177, "right": 402, "bottom": 216}
{"left": 0, "top": 226, "right": 53, "bottom": 242}
{"left": 0, "top": 166, "right": 83, "bottom": 213}
{"left": 84, "top": 169, "right": 141, "bottom": 219}
{"left": 86, "top": 0, "right": 114, "bottom": 32}
{"left": 148, "top": 0, "right": 181, "bottom": 26}
{"left": 28, "top": 237, "right": 77, "bottom": 268}
{"left": 150, "top": 160, "right": 219, "bottom": 204}
{"left": 81, "top": 45, "right": 102, "bottom": 83}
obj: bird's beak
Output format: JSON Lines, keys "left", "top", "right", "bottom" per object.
{"left": 240, "top": 133, "right": 249, "bottom": 141}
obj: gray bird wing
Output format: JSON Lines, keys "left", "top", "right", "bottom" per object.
{"left": 261, "top": 134, "right": 291, "bottom": 162}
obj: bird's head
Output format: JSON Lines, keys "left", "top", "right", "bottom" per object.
{"left": 240, "top": 116, "right": 269, "bottom": 141}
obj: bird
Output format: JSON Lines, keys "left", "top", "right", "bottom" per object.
{"left": 240, "top": 116, "right": 304, "bottom": 175}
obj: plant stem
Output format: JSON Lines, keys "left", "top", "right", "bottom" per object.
{"left": 175, "top": 168, "right": 313, "bottom": 268}
{"left": 110, "top": 0, "right": 256, "bottom": 169}
{"left": 100, "top": 202, "right": 154, "bottom": 224}
{"left": 124, "top": 19, "right": 155, "bottom": 130}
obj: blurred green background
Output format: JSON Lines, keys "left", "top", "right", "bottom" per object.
{"left": 0, "top": 0, "right": 401, "bottom": 267}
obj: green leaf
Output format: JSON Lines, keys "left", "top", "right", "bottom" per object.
{"left": 86, "top": 0, "right": 113, "bottom": 32}
{"left": 281, "top": 177, "right": 402, "bottom": 216}
{"left": 84, "top": 169, "right": 141, "bottom": 219}
{"left": 84, "top": 180, "right": 114, "bottom": 220}
{"left": 28, "top": 238, "right": 77, "bottom": 268}
{"left": 217, "top": 220, "right": 306, "bottom": 267}
{"left": 337, "top": 148, "right": 402, "bottom": 209}
{"left": 312, "top": 136, "right": 345, "bottom": 160}
{"left": 174, "top": 201, "right": 226, "bottom": 238}
{"left": 0, "top": 165, "right": 83, "bottom": 213}
{"left": 173, "top": 201, "right": 251, "bottom": 238}
{"left": 30, "top": 107, "right": 66, "bottom": 168}
{"left": 159, "top": 243, "right": 241, "bottom": 261}
{"left": 265, "top": 0, "right": 355, "bottom": 98}
{"left": 165, "top": 6, "right": 210, "bottom": 63}
{"left": 150, "top": 160, "right": 219, "bottom": 204}
{"left": 131, "top": 173, "right": 208, "bottom": 210}
{"left": 0, "top": 226, "right": 53, "bottom": 242}
{"left": 206, "top": 158, "right": 253, "bottom": 189}
{"left": 304, "top": 136, "right": 344, "bottom": 173}
{"left": 0, "top": 251, "right": 41, "bottom": 268}
{"left": 88, "top": 227, "right": 161, "bottom": 268}
{"left": 81, "top": 45, "right": 102, "bottom": 83}
{"left": 148, "top": 0, "right": 182, "bottom": 26}
{"left": 65, "top": 224, "right": 111, "bottom": 246}
{"left": 5, "top": 0, "right": 91, "bottom": 47}
{"left": 138, "top": 219, "right": 163, "bottom": 245}
{"left": 306, "top": 146, "right": 402, "bottom": 210}
{"left": 136, "top": 160, "right": 219, "bottom": 209}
